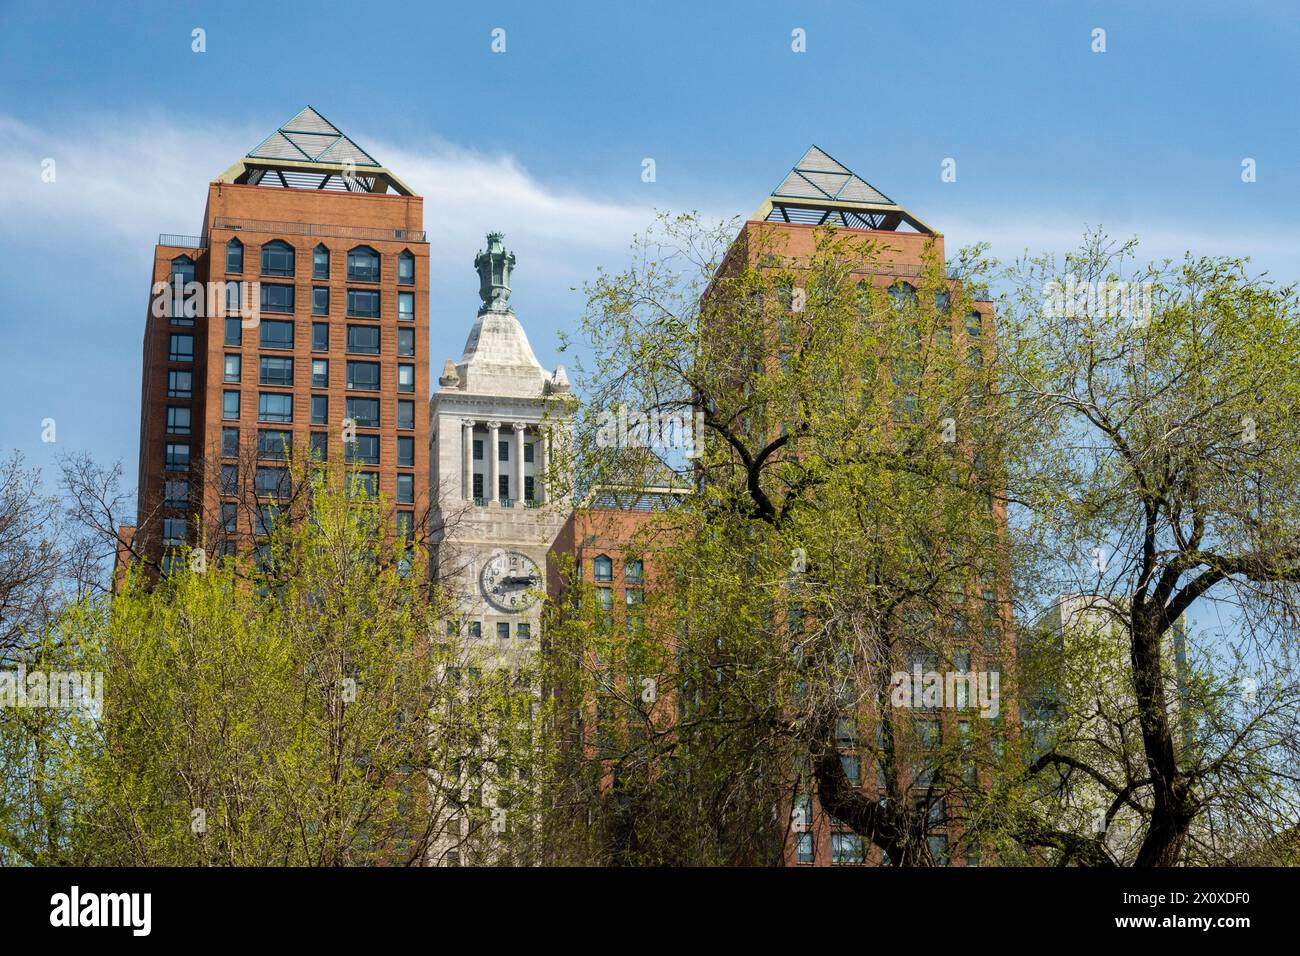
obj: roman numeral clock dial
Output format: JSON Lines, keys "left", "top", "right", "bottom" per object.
{"left": 480, "top": 551, "right": 542, "bottom": 612}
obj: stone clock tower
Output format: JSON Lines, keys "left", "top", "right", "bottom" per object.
{"left": 428, "top": 233, "right": 572, "bottom": 668}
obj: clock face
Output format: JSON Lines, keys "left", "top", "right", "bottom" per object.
{"left": 480, "top": 550, "right": 542, "bottom": 612}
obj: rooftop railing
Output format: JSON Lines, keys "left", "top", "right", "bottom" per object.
{"left": 212, "top": 217, "right": 426, "bottom": 243}
{"left": 157, "top": 216, "right": 427, "bottom": 249}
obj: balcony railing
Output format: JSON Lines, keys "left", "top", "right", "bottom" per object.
{"left": 158, "top": 234, "right": 206, "bottom": 248}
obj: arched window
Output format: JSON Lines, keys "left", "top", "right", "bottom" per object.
{"left": 934, "top": 289, "right": 950, "bottom": 312}
{"left": 888, "top": 281, "right": 918, "bottom": 312}
{"left": 313, "top": 244, "right": 330, "bottom": 280}
{"left": 965, "top": 310, "right": 983, "bottom": 338}
{"left": 592, "top": 555, "right": 613, "bottom": 582}
{"left": 260, "top": 240, "right": 295, "bottom": 277}
{"left": 855, "top": 280, "right": 871, "bottom": 313}
{"left": 171, "top": 255, "right": 196, "bottom": 285}
{"left": 347, "top": 245, "right": 380, "bottom": 282}
{"left": 225, "top": 238, "right": 243, "bottom": 274}
{"left": 397, "top": 250, "right": 414, "bottom": 285}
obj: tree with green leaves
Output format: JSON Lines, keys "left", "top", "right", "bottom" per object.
{"left": 1001, "top": 232, "right": 1300, "bottom": 865}
{"left": 544, "top": 214, "right": 1025, "bottom": 865}
{"left": 1, "top": 460, "right": 550, "bottom": 866}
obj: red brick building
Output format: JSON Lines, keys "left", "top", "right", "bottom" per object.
{"left": 130, "top": 107, "right": 429, "bottom": 571}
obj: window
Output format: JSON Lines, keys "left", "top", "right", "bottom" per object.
{"left": 221, "top": 503, "right": 237, "bottom": 534}
{"left": 302, "top": 395, "right": 325, "bottom": 429}
{"left": 167, "top": 370, "right": 192, "bottom": 398}
{"left": 221, "top": 427, "right": 239, "bottom": 457}
{"left": 397, "top": 436, "right": 414, "bottom": 467}
{"left": 524, "top": 476, "right": 535, "bottom": 502}
{"left": 398, "top": 364, "right": 414, "bottom": 393}
{"left": 347, "top": 289, "right": 381, "bottom": 318}
{"left": 224, "top": 354, "right": 241, "bottom": 382}
{"left": 472, "top": 474, "right": 484, "bottom": 499}
{"left": 162, "top": 517, "right": 187, "bottom": 547}
{"left": 397, "top": 400, "right": 414, "bottom": 430}
{"left": 312, "top": 287, "right": 329, "bottom": 315}
{"left": 255, "top": 466, "right": 289, "bottom": 498}
{"left": 497, "top": 622, "right": 510, "bottom": 640}
{"left": 397, "top": 327, "right": 414, "bottom": 356}
{"left": 516, "top": 622, "right": 531, "bottom": 640}
{"left": 398, "top": 291, "right": 414, "bottom": 321}
{"left": 396, "top": 511, "right": 414, "bottom": 543}
{"left": 835, "top": 718, "right": 858, "bottom": 747}
{"left": 468, "top": 621, "right": 481, "bottom": 639}
{"left": 934, "top": 289, "right": 951, "bottom": 312}
{"left": 927, "top": 835, "right": 950, "bottom": 866}
{"left": 888, "top": 281, "right": 918, "bottom": 312}
{"left": 840, "top": 754, "right": 862, "bottom": 785}
{"left": 164, "top": 443, "right": 190, "bottom": 471}
{"left": 312, "top": 322, "right": 329, "bottom": 352}
{"left": 260, "top": 284, "right": 294, "bottom": 314}
{"left": 169, "top": 334, "right": 194, "bottom": 363}
{"left": 311, "top": 359, "right": 328, "bottom": 388}
{"left": 398, "top": 250, "right": 414, "bottom": 285}
{"left": 258, "top": 392, "right": 293, "bottom": 423}
{"left": 396, "top": 473, "right": 413, "bottom": 504}
{"left": 256, "top": 504, "right": 280, "bottom": 536}
{"left": 347, "top": 246, "right": 380, "bottom": 281}
{"left": 346, "top": 361, "right": 380, "bottom": 391}
{"left": 346, "top": 325, "right": 380, "bottom": 354}
{"left": 257, "top": 429, "right": 291, "bottom": 460}
{"left": 224, "top": 318, "right": 242, "bottom": 346}
{"left": 831, "top": 833, "right": 864, "bottom": 865}
{"left": 259, "top": 356, "right": 293, "bottom": 387}
{"left": 310, "top": 432, "right": 327, "bottom": 461}
{"left": 163, "top": 479, "right": 188, "bottom": 509}
{"left": 260, "top": 240, "right": 295, "bottom": 277}
{"left": 796, "top": 832, "right": 814, "bottom": 864}
{"left": 222, "top": 390, "right": 240, "bottom": 420}
{"left": 593, "top": 555, "right": 613, "bottom": 582}
{"left": 171, "top": 255, "right": 196, "bottom": 286}
{"left": 347, "top": 472, "right": 378, "bottom": 498}
{"left": 226, "top": 238, "right": 243, "bottom": 274}
{"left": 965, "top": 311, "right": 983, "bottom": 338}
{"left": 220, "top": 463, "right": 238, "bottom": 496}
{"left": 498, "top": 440, "right": 509, "bottom": 462}
{"left": 345, "top": 433, "right": 380, "bottom": 465}
{"left": 166, "top": 406, "right": 191, "bottom": 435}
{"left": 625, "top": 558, "right": 643, "bottom": 583}
{"left": 498, "top": 474, "right": 510, "bottom": 502}
{"left": 260, "top": 319, "right": 294, "bottom": 350}
{"left": 473, "top": 439, "right": 483, "bottom": 461}
{"left": 313, "top": 244, "right": 329, "bottom": 280}
{"left": 346, "top": 397, "right": 378, "bottom": 427}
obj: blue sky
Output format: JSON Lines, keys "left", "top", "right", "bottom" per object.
{"left": 2, "top": 0, "right": 1299, "bottom": 554}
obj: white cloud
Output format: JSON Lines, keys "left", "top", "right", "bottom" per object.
{"left": 0, "top": 113, "right": 666, "bottom": 289}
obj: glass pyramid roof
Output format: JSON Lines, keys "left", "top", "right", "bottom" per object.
{"left": 248, "top": 107, "right": 381, "bottom": 167}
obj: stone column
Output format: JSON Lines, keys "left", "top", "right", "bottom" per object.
{"left": 513, "top": 423, "right": 527, "bottom": 506}
{"left": 538, "top": 427, "right": 549, "bottom": 503}
{"left": 487, "top": 421, "right": 501, "bottom": 505}
{"left": 461, "top": 420, "right": 475, "bottom": 500}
